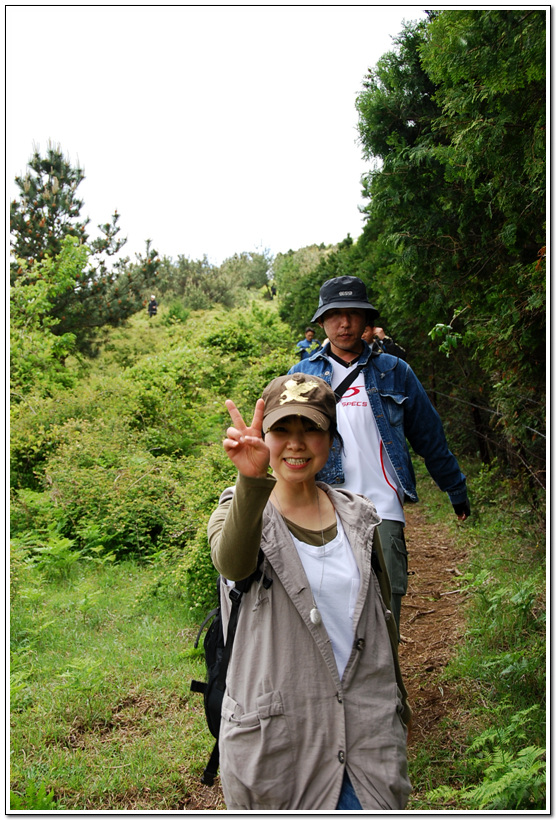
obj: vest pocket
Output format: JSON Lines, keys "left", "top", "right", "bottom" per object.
{"left": 220, "top": 690, "right": 295, "bottom": 804}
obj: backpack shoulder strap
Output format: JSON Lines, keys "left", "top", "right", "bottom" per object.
{"left": 215, "top": 550, "right": 269, "bottom": 691}
{"left": 333, "top": 362, "right": 366, "bottom": 403}
{"left": 201, "top": 742, "right": 220, "bottom": 786}
{"left": 193, "top": 606, "right": 219, "bottom": 649}
{"left": 196, "top": 550, "right": 271, "bottom": 786}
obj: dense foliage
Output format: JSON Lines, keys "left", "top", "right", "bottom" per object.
{"left": 10, "top": 9, "right": 545, "bottom": 811}
{"left": 11, "top": 237, "right": 87, "bottom": 397}
{"left": 10, "top": 302, "right": 545, "bottom": 811}
{"left": 152, "top": 248, "right": 274, "bottom": 317}
{"left": 278, "top": 10, "right": 546, "bottom": 500}
{"left": 10, "top": 302, "right": 296, "bottom": 589}
{"left": 155, "top": 254, "right": 240, "bottom": 311}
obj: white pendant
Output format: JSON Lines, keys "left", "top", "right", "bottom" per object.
{"left": 310, "top": 607, "right": 322, "bottom": 626}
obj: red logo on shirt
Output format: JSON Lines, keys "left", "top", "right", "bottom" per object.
{"left": 341, "top": 385, "right": 368, "bottom": 407}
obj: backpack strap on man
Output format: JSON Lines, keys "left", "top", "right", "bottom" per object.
{"left": 332, "top": 362, "right": 366, "bottom": 403}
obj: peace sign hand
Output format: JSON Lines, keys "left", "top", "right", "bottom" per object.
{"left": 223, "top": 398, "right": 270, "bottom": 479}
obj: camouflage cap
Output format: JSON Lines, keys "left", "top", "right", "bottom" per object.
{"left": 262, "top": 372, "right": 336, "bottom": 434}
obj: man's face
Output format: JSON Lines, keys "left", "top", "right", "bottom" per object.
{"left": 319, "top": 309, "right": 367, "bottom": 356}
{"left": 305, "top": 330, "right": 315, "bottom": 341}
{"left": 361, "top": 325, "right": 376, "bottom": 344}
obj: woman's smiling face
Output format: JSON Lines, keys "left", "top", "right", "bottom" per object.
{"left": 266, "top": 415, "right": 331, "bottom": 484}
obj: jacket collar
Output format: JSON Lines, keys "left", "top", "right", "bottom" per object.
{"left": 309, "top": 339, "right": 382, "bottom": 364}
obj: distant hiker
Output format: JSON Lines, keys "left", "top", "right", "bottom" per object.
{"left": 208, "top": 372, "right": 411, "bottom": 810}
{"left": 362, "top": 324, "right": 407, "bottom": 360}
{"left": 270, "top": 283, "right": 277, "bottom": 299}
{"left": 296, "top": 326, "right": 321, "bottom": 360}
{"left": 148, "top": 295, "right": 158, "bottom": 317}
{"left": 289, "top": 276, "right": 470, "bottom": 635}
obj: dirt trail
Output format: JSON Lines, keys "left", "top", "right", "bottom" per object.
{"left": 184, "top": 503, "right": 469, "bottom": 810}
{"left": 399, "top": 504, "right": 468, "bottom": 746}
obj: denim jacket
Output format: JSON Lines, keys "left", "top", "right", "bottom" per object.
{"left": 289, "top": 342, "right": 468, "bottom": 507}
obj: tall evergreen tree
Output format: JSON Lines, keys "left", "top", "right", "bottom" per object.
{"left": 354, "top": 10, "right": 546, "bottom": 487}
{"left": 10, "top": 143, "right": 160, "bottom": 354}
{"left": 421, "top": 9, "right": 546, "bottom": 487}
{"left": 10, "top": 141, "right": 89, "bottom": 273}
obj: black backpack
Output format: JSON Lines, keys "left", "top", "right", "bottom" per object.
{"left": 190, "top": 551, "right": 271, "bottom": 786}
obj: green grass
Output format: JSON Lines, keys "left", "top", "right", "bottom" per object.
{"left": 10, "top": 557, "right": 222, "bottom": 811}
{"left": 10, "top": 457, "right": 546, "bottom": 810}
{"left": 9, "top": 299, "right": 546, "bottom": 810}
{"left": 405, "top": 457, "right": 546, "bottom": 810}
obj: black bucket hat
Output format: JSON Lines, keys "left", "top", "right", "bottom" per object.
{"left": 311, "top": 276, "right": 379, "bottom": 323}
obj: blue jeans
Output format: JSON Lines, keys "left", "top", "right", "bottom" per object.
{"left": 336, "top": 772, "right": 362, "bottom": 810}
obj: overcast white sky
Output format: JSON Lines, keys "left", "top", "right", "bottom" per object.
{"left": 6, "top": 6, "right": 426, "bottom": 266}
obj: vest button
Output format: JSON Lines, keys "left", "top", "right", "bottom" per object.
{"left": 338, "top": 751, "right": 345, "bottom": 764}
{"left": 355, "top": 638, "right": 365, "bottom": 651}
{"left": 336, "top": 692, "right": 343, "bottom": 703}
{"left": 385, "top": 610, "right": 392, "bottom": 621}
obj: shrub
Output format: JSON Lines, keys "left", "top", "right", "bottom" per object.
{"left": 31, "top": 417, "right": 193, "bottom": 558}
{"left": 427, "top": 706, "right": 545, "bottom": 810}
{"left": 162, "top": 300, "right": 191, "bottom": 326}
{"left": 200, "top": 301, "right": 296, "bottom": 359}
{"left": 10, "top": 374, "right": 143, "bottom": 491}
{"left": 133, "top": 443, "right": 237, "bottom": 619}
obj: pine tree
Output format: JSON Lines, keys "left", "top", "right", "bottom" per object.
{"left": 10, "top": 141, "right": 89, "bottom": 276}
{"left": 10, "top": 142, "right": 160, "bottom": 354}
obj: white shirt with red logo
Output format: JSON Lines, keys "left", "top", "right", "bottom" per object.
{"left": 331, "top": 367, "right": 405, "bottom": 524}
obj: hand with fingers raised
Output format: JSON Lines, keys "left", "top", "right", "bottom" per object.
{"left": 223, "top": 398, "right": 270, "bottom": 479}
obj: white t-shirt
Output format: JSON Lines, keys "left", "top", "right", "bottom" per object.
{"left": 291, "top": 516, "right": 360, "bottom": 679}
{"left": 331, "top": 365, "right": 405, "bottom": 524}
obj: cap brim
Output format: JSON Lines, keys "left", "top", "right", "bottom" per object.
{"left": 311, "top": 301, "right": 380, "bottom": 322}
{"left": 263, "top": 406, "right": 331, "bottom": 434}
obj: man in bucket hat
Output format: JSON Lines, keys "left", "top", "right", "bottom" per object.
{"left": 289, "top": 275, "right": 470, "bottom": 635}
